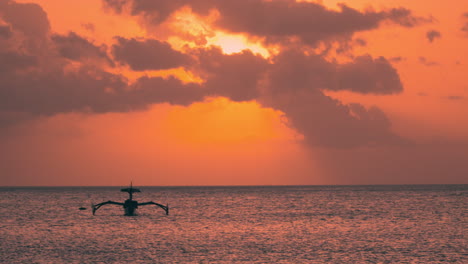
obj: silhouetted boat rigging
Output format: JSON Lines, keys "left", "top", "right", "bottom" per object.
{"left": 92, "top": 183, "right": 169, "bottom": 216}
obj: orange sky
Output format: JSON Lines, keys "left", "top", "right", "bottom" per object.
{"left": 1, "top": 0, "right": 467, "bottom": 186}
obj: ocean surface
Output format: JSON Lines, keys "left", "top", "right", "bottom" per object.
{"left": 0, "top": 185, "right": 466, "bottom": 263}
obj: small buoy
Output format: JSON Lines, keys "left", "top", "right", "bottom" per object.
{"left": 79, "top": 207, "right": 87, "bottom": 210}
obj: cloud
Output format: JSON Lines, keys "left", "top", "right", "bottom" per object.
{"left": 112, "top": 37, "right": 191, "bottom": 70}
{"left": 102, "top": 0, "right": 212, "bottom": 23}
{"left": 0, "top": 25, "right": 12, "bottom": 39}
{"left": 215, "top": 2, "right": 405, "bottom": 45}
{"left": 267, "top": 50, "right": 402, "bottom": 95}
{"left": 263, "top": 50, "right": 406, "bottom": 148}
{"left": 266, "top": 50, "right": 335, "bottom": 94}
{"left": 0, "top": 2, "right": 203, "bottom": 117}
{"left": 418, "top": 56, "right": 439, "bottom": 66}
{"left": 52, "top": 32, "right": 113, "bottom": 65}
{"left": 426, "top": 29, "right": 441, "bottom": 43}
{"left": 389, "top": 56, "right": 405, "bottom": 63}
{"left": 132, "top": 76, "right": 204, "bottom": 106}
{"left": 0, "top": 62, "right": 210, "bottom": 116}
{"left": 103, "top": 0, "right": 431, "bottom": 46}
{"left": 0, "top": 2, "right": 207, "bottom": 122}
{"left": 336, "top": 55, "right": 403, "bottom": 94}
{"left": 0, "top": 66, "right": 125, "bottom": 115}
{"left": 191, "top": 47, "right": 269, "bottom": 102}
{"left": 267, "top": 89, "right": 406, "bottom": 148}
{"left": 462, "top": 12, "right": 468, "bottom": 33}
{"left": 0, "top": 51, "right": 37, "bottom": 72}
{"left": 386, "top": 7, "right": 433, "bottom": 27}
{"left": 0, "top": 0, "right": 49, "bottom": 34}
{"left": 81, "top": 23, "right": 95, "bottom": 32}
{"left": 354, "top": 38, "right": 367, "bottom": 46}
{"left": 0, "top": 0, "right": 50, "bottom": 50}
{"left": 0, "top": 0, "right": 410, "bottom": 149}
{"left": 1, "top": 0, "right": 468, "bottom": 188}
{"left": 445, "top": 95, "right": 465, "bottom": 100}
{"left": 0, "top": 0, "right": 207, "bottom": 120}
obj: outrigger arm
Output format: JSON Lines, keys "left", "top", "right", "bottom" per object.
{"left": 91, "top": 184, "right": 169, "bottom": 216}
{"left": 138, "top": 201, "right": 169, "bottom": 215}
{"left": 92, "top": 201, "right": 124, "bottom": 215}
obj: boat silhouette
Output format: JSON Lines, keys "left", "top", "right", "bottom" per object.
{"left": 92, "top": 183, "right": 169, "bottom": 216}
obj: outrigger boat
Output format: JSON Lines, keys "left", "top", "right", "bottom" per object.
{"left": 92, "top": 183, "right": 169, "bottom": 216}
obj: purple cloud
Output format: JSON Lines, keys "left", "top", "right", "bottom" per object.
{"left": 426, "top": 29, "right": 441, "bottom": 43}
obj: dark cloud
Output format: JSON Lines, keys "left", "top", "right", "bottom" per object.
{"left": 0, "top": 111, "right": 33, "bottom": 129}
{"left": 426, "top": 30, "right": 441, "bottom": 43}
{"left": 336, "top": 55, "right": 403, "bottom": 94}
{"left": 267, "top": 50, "right": 402, "bottom": 95}
{"left": 266, "top": 50, "right": 335, "bottom": 94}
{"left": 192, "top": 47, "right": 269, "bottom": 102}
{"left": 81, "top": 23, "right": 95, "bottom": 32}
{"left": 112, "top": 37, "right": 191, "bottom": 70}
{"left": 0, "top": 24, "right": 12, "bottom": 39}
{"left": 0, "top": 1, "right": 54, "bottom": 74}
{"left": 132, "top": 76, "right": 204, "bottom": 106}
{"left": 263, "top": 50, "right": 405, "bottom": 148}
{"left": 335, "top": 38, "right": 367, "bottom": 54}
{"left": 0, "top": 0, "right": 410, "bottom": 149}
{"left": 0, "top": 64, "right": 209, "bottom": 115}
{"left": 0, "top": 2, "right": 204, "bottom": 125}
{"left": 0, "top": 2, "right": 204, "bottom": 118}
{"left": 215, "top": 2, "right": 389, "bottom": 45}
{"left": 0, "top": 0, "right": 50, "bottom": 39}
{"left": 445, "top": 95, "right": 465, "bottom": 100}
{"left": 0, "top": 1, "right": 51, "bottom": 63}
{"left": 1, "top": 0, "right": 467, "bottom": 187}
{"left": 102, "top": 0, "right": 128, "bottom": 13}
{"left": 462, "top": 12, "right": 468, "bottom": 33}
{"left": 103, "top": 0, "right": 213, "bottom": 23}
{"left": 418, "top": 56, "right": 439, "bottom": 66}
{"left": 385, "top": 7, "right": 434, "bottom": 27}
{"left": 103, "top": 0, "right": 431, "bottom": 46}
{"left": 0, "top": 51, "right": 37, "bottom": 72}
{"left": 264, "top": 89, "right": 406, "bottom": 148}
{"left": 354, "top": 38, "right": 367, "bottom": 46}
{"left": 52, "top": 32, "right": 113, "bottom": 65}
{"left": 0, "top": 66, "right": 125, "bottom": 115}
{"left": 389, "top": 56, "right": 405, "bottom": 63}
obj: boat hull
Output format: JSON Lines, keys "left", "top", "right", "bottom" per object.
{"left": 124, "top": 199, "right": 138, "bottom": 216}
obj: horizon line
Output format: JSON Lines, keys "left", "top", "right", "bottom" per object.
{"left": 1, "top": 183, "right": 467, "bottom": 188}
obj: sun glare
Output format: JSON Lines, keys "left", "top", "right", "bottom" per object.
{"left": 207, "top": 32, "right": 271, "bottom": 58}
{"left": 168, "top": 7, "right": 271, "bottom": 58}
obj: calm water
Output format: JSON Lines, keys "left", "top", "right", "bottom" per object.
{"left": 0, "top": 185, "right": 466, "bottom": 263}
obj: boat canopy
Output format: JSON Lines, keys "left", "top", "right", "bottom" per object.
{"left": 121, "top": 187, "right": 141, "bottom": 193}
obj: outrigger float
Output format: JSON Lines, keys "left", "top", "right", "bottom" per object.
{"left": 92, "top": 183, "right": 169, "bottom": 216}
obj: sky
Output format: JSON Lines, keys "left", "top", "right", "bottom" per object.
{"left": 0, "top": 0, "right": 467, "bottom": 186}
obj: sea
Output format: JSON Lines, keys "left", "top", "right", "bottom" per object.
{"left": 0, "top": 185, "right": 466, "bottom": 263}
